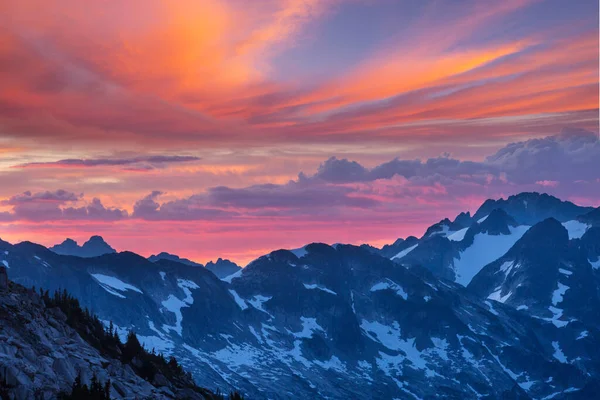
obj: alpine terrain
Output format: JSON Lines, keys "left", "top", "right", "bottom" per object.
{"left": 1, "top": 192, "right": 599, "bottom": 399}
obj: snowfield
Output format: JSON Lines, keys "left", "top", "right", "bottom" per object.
{"left": 453, "top": 225, "right": 530, "bottom": 286}
{"left": 91, "top": 273, "right": 143, "bottom": 298}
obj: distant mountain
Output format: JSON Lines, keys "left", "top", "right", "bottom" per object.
{"left": 50, "top": 235, "right": 116, "bottom": 258}
{"left": 3, "top": 192, "right": 600, "bottom": 399}
{"left": 147, "top": 253, "right": 241, "bottom": 279}
{"left": 148, "top": 252, "right": 204, "bottom": 267}
{"left": 393, "top": 208, "right": 530, "bottom": 284}
{"left": 379, "top": 236, "right": 419, "bottom": 259}
{"left": 204, "top": 258, "right": 241, "bottom": 279}
{"left": 472, "top": 192, "right": 594, "bottom": 225}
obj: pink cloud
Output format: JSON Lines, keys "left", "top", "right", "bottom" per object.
{"left": 536, "top": 180, "right": 559, "bottom": 187}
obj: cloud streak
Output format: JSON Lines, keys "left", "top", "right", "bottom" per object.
{"left": 16, "top": 155, "right": 201, "bottom": 169}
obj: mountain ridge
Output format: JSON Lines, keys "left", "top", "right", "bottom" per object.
{"left": 1, "top": 191, "right": 599, "bottom": 399}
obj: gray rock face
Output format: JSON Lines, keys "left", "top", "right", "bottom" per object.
{"left": 0, "top": 287, "right": 163, "bottom": 399}
{"left": 0, "top": 281, "right": 213, "bottom": 399}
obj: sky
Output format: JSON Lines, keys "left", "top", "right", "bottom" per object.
{"left": 0, "top": 0, "right": 598, "bottom": 265}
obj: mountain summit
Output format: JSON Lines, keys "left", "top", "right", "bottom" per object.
{"left": 50, "top": 235, "right": 116, "bottom": 258}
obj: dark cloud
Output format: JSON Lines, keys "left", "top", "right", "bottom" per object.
{"left": 2, "top": 190, "right": 81, "bottom": 205}
{"left": 132, "top": 191, "right": 163, "bottom": 218}
{"left": 311, "top": 129, "right": 600, "bottom": 186}
{"left": 62, "top": 198, "right": 128, "bottom": 221}
{"left": 206, "top": 182, "right": 378, "bottom": 209}
{"left": 16, "top": 155, "right": 201, "bottom": 169}
{"left": 132, "top": 191, "right": 237, "bottom": 221}
{"left": 313, "top": 158, "right": 369, "bottom": 183}
{"left": 485, "top": 128, "right": 600, "bottom": 183}
{"left": 0, "top": 190, "right": 127, "bottom": 222}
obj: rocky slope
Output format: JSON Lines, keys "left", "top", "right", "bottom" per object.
{"left": 0, "top": 274, "right": 222, "bottom": 399}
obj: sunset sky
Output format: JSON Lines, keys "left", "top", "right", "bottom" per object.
{"left": 0, "top": 0, "right": 598, "bottom": 265}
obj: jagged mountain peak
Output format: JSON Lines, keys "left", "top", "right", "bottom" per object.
{"left": 473, "top": 192, "right": 594, "bottom": 225}
{"left": 86, "top": 235, "right": 107, "bottom": 242}
{"left": 205, "top": 257, "right": 241, "bottom": 279}
{"left": 148, "top": 252, "right": 203, "bottom": 267}
{"left": 452, "top": 211, "right": 472, "bottom": 226}
{"left": 50, "top": 235, "right": 116, "bottom": 258}
{"left": 476, "top": 208, "right": 518, "bottom": 235}
{"left": 509, "top": 217, "right": 568, "bottom": 253}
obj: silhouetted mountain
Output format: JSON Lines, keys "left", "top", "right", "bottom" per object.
{"left": 50, "top": 236, "right": 116, "bottom": 258}
{"left": 204, "top": 258, "right": 241, "bottom": 279}
{"left": 472, "top": 192, "right": 594, "bottom": 225}
{"left": 379, "top": 236, "right": 418, "bottom": 259}
{"left": 149, "top": 252, "right": 204, "bottom": 267}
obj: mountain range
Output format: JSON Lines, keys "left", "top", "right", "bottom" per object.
{"left": 1, "top": 192, "right": 599, "bottom": 399}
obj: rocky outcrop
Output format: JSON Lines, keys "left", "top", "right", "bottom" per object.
{"left": 0, "top": 280, "right": 211, "bottom": 399}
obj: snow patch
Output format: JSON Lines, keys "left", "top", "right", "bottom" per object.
{"left": 453, "top": 225, "right": 530, "bottom": 286}
{"left": 247, "top": 295, "right": 272, "bottom": 314}
{"left": 289, "top": 317, "right": 325, "bottom": 339}
{"left": 487, "top": 288, "right": 512, "bottom": 303}
{"left": 477, "top": 215, "right": 489, "bottom": 223}
{"left": 589, "top": 257, "right": 600, "bottom": 270}
{"left": 391, "top": 244, "right": 418, "bottom": 260}
{"left": 517, "top": 305, "right": 528, "bottom": 311}
{"left": 303, "top": 283, "right": 337, "bottom": 295}
{"left": 139, "top": 321, "right": 174, "bottom": 354}
{"left": 159, "top": 271, "right": 166, "bottom": 281}
{"left": 370, "top": 279, "right": 408, "bottom": 300}
{"left": 499, "top": 261, "right": 518, "bottom": 277}
{"left": 229, "top": 290, "right": 248, "bottom": 310}
{"left": 91, "top": 273, "right": 143, "bottom": 298}
{"left": 562, "top": 220, "right": 589, "bottom": 239}
{"left": 484, "top": 301, "right": 499, "bottom": 316}
{"left": 577, "top": 331, "right": 588, "bottom": 340}
{"left": 162, "top": 279, "right": 199, "bottom": 335}
{"left": 1, "top": 260, "right": 8, "bottom": 268}
{"left": 552, "top": 341, "right": 567, "bottom": 363}
{"left": 447, "top": 227, "right": 468, "bottom": 242}
{"left": 546, "top": 306, "right": 569, "bottom": 328}
{"left": 289, "top": 246, "right": 307, "bottom": 258}
{"left": 361, "top": 320, "right": 403, "bottom": 351}
{"left": 221, "top": 268, "right": 243, "bottom": 283}
{"left": 552, "top": 282, "right": 569, "bottom": 306}
{"left": 558, "top": 268, "right": 572, "bottom": 276}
